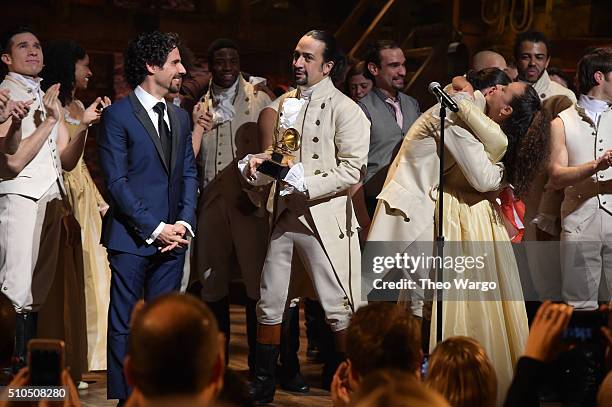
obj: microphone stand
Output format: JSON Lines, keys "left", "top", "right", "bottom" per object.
{"left": 435, "top": 99, "right": 449, "bottom": 344}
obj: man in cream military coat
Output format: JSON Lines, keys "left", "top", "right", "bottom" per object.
{"left": 191, "top": 38, "right": 271, "bottom": 370}
{"left": 0, "top": 26, "right": 99, "bottom": 368}
{"left": 549, "top": 48, "right": 612, "bottom": 310}
{"left": 243, "top": 30, "right": 369, "bottom": 403}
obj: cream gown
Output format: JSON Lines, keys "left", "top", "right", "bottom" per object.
{"left": 63, "top": 103, "right": 111, "bottom": 371}
{"left": 368, "top": 92, "right": 528, "bottom": 404}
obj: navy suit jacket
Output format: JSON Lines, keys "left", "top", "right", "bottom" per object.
{"left": 98, "top": 92, "right": 198, "bottom": 256}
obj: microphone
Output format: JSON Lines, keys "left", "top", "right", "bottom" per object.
{"left": 428, "top": 82, "right": 459, "bottom": 112}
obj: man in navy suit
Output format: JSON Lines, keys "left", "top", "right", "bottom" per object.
{"left": 97, "top": 31, "right": 198, "bottom": 404}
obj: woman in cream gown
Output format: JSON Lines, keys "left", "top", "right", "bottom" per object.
{"left": 368, "top": 80, "right": 550, "bottom": 403}
{"left": 40, "top": 41, "right": 112, "bottom": 372}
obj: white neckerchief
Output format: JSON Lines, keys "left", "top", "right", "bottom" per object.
{"left": 297, "top": 77, "right": 326, "bottom": 101}
{"left": 578, "top": 94, "right": 610, "bottom": 125}
{"left": 280, "top": 78, "right": 327, "bottom": 129}
{"left": 8, "top": 72, "right": 44, "bottom": 107}
{"left": 211, "top": 77, "right": 239, "bottom": 124}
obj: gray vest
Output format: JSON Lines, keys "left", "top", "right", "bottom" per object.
{"left": 360, "top": 89, "right": 419, "bottom": 197}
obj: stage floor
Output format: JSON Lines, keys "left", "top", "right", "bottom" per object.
{"left": 80, "top": 305, "right": 332, "bottom": 406}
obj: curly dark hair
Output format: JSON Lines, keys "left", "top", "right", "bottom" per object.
{"left": 500, "top": 85, "right": 551, "bottom": 198}
{"left": 39, "top": 41, "right": 86, "bottom": 106}
{"left": 124, "top": 31, "right": 179, "bottom": 89}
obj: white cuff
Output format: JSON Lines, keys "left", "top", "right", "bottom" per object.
{"left": 532, "top": 213, "right": 560, "bottom": 235}
{"left": 146, "top": 222, "right": 166, "bottom": 244}
{"left": 176, "top": 221, "right": 195, "bottom": 238}
{"left": 283, "top": 163, "right": 306, "bottom": 192}
{"left": 238, "top": 154, "right": 274, "bottom": 186}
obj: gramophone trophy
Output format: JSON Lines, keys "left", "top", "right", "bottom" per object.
{"left": 257, "top": 127, "right": 301, "bottom": 179}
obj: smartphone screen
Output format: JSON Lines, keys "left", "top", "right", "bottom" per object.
{"left": 563, "top": 310, "right": 607, "bottom": 345}
{"left": 29, "top": 348, "right": 62, "bottom": 386}
{"left": 420, "top": 355, "right": 429, "bottom": 378}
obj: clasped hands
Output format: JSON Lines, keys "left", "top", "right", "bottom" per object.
{"left": 155, "top": 223, "right": 189, "bottom": 253}
{"left": 0, "top": 88, "right": 33, "bottom": 124}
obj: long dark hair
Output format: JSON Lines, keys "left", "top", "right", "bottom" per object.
{"left": 40, "top": 40, "right": 86, "bottom": 106}
{"left": 466, "top": 67, "right": 511, "bottom": 91}
{"left": 500, "top": 85, "right": 551, "bottom": 197}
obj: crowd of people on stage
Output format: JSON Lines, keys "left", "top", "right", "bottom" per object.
{"left": 0, "top": 22, "right": 611, "bottom": 407}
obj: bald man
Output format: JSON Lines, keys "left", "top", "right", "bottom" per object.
{"left": 124, "top": 294, "right": 225, "bottom": 407}
{"left": 472, "top": 50, "right": 507, "bottom": 71}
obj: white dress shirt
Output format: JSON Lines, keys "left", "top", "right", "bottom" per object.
{"left": 134, "top": 86, "right": 194, "bottom": 245}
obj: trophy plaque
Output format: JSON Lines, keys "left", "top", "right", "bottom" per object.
{"left": 257, "top": 127, "right": 301, "bottom": 179}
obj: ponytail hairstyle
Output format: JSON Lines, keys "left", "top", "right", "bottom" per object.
{"left": 500, "top": 85, "right": 551, "bottom": 197}
{"left": 304, "top": 30, "right": 347, "bottom": 84}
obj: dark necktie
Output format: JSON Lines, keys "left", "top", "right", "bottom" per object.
{"left": 152, "top": 102, "right": 172, "bottom": 167}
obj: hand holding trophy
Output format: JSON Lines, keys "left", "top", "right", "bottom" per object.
{"left": 257, "top": 127, "right": 301, "bottom": 180}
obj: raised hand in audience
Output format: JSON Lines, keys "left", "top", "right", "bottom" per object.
{"left": 524, "top": 301, "right": 573, "bottom": 362}
{"left": 331, "top": 360, "right": 353, "bottom": 407}
{"left": 0, "top": 367, "right": 81, "bottom": 407}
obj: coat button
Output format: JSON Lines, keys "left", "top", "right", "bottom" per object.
{"left": 600, "top": 139, "right": 603, "bottom": 143}
{"left": 600, "top": 174, "right": 604, "bottom": 178}
{"left": 314, "top": 170, "right": 321, "bottom": 175}
{"left": 245, "top": 110, "right": 250, "bottom": 115}
{"left": 315, "top": 120, "right": 320, "bottom": 125}
{"left": 313, "top": 137, "right": 319, "bottom": 142}
{"left": 312, "top": 154, "right": 319, "bottom": 159}
{"left": 321, "top": 103, "right": 326, "bottom": 109}
{"left": 245, "top": 97, "right": 249, "bottom": 102}
{"left": 540, "top": 93, "right": 546, "bottom": 98}
{"left": 339, "top": 233, "right": 344, "bottom": 239}
{"left": 322, "top": 173, "right": 328, "bottom": 177}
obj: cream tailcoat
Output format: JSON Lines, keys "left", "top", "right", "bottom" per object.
{"left": 270, "top": 77, "right": 370, "bottom": 308}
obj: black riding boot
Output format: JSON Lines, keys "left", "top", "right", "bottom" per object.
{"left": 206, "top": 297, "right": 230, "bottom": 363}
{"left": 249, "top": 343, "right": 280, "bottom": 404}
{"left": 245, "top": 298, "right": 258, "bottom": 375}
{"left": 279, "top": 305, "right": 309, "bottom": 393}
{"left": 14, "top": 312, "right": 38, "bottom": 372}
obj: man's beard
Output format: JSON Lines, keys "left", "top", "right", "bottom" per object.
{"left": 519, "top": 67, "right": 544, "bottom": 84}
{"left": 293, "top": 70, "right": 308, "bottom": 86}
{"left": 392, "top": 76, "right": 405, "bottom": 91}
{"left": 169, "top": 77, "right": 182, "bottom": 93}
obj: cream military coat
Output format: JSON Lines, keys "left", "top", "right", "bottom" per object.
{"left": 268, "top": 77, "right": 370, "bottom": 308}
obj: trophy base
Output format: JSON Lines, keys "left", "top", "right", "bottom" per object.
{"left": 258, "top": 159, "right": 289, "bottom": 179}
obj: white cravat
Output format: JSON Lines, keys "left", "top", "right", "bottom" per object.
{"left": 210, "top": 78, "right": 239, "bottom": 125}
{"left": 578, "top": 94, "right": 610, "bottom": 125}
